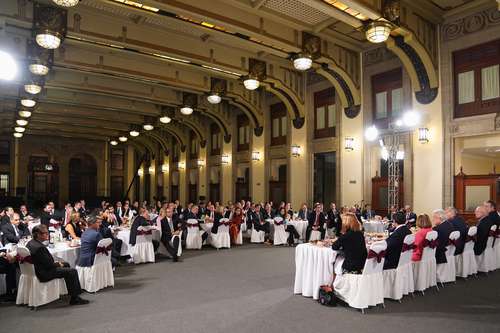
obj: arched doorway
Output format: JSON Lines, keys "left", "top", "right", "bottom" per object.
{"left": 69, "top": 154, "right": 97, "bottom": 203}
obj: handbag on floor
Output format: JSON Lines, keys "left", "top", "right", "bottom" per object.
{"left": 318, "top": 285, "right": 337, "bottom": 306}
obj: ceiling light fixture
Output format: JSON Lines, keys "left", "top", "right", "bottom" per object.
{"left": 180, "top": 106, "right": 193, "bottom": 115}
{"left": 52, "top": 0, "right": 80, "bottom": 7}
{"left": 21, "top": 99, "right": 36, "bottom": 108}
{"left": 13, "top": 132, "right": 23, "bottom": 138}
{"left": 24, "top": 83, "right": 42, "bottom": 95}
{"left": 243, "top": 76, "right": 260, "bottom": 90}
{"left": 118, "top": 136, "right": 128, "bottom": 142}
{"left": 293, "top": 54, "right": 313, "bottom": 71}
{"left": 143, "top": 124, "right": 154, "bottom": 131}
{"left": 207, "top": 93, "right": 222, "bottom": 104}
{"left": 129, "top": 130, "right": 140, "bottom": 137}
{"left": 29, "top": 63, "right": 49, "bottom": 76}
{"left": 18, "top": 110, "right": 32, "bottom": 118}
{"left": 159, "top": 116, "right": 171, "bottom": 124}
{"left": 110, "top": 140, "right": 118, "bottom": 146}
{"left": 365, "top": 21, "right": 392, "bottom": 43}
{"left": 34, "top": 3, "right": 67, "bottom": 49}
{"left": 16, "top": 119, "right": 28, "bottom": 126}
{"left": 14, "top": 127, "right": 26, "bottom": 133}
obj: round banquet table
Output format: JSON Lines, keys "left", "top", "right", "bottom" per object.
{"left": 116, "top": 227, "right": 161, "bottom": 256}
{"left": 48, "top": 242, "right": 80, "bottom": 268}
{"left": 362, "top": 220, "right": 387, "bottom": 233}
{"left": 294, "top": 243, "right": 337, "bottom": 300}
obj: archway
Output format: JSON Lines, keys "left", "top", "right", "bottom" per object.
{"left": 69, "top": 154, "right": 97, "bottom": 204}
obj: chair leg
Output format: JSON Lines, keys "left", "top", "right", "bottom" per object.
{"left": 398, "top": 299, "right": 402, "bottom": 304}
{"left": 421, "top": 290, "right": 425, "bottom": 296}
{"left": 411, "top": 292, "right": 415, "bottom": 298}
{"left": 435, "top": 285, "right": 440, "bottom": 292}
{"left": 361, "top": 308, "right": 365, "bottom": 314}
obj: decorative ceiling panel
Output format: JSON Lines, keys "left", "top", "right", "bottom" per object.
{"left": 429, "top": 0, "right": 475, "bottom": 11}
{"left": 263, "top": 0, "right": 331, "bottom": 25}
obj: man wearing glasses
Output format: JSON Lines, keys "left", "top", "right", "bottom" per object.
{"left": 27, "top": 224, "right": 89, "bottom": 305}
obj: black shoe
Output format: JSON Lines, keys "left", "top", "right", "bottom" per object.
{"left": 70, "top": 296, "right": 90, "bottom": 306}
{"left": 173, "top": 257, "right": 182, "bottom": 262}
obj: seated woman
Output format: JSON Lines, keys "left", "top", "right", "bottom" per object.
{"left": 331, "top": 213, "right": 367, "bottom": 275}
{"left": 412, "top": 214, "right": 433, "bottom": 262}
{"left": 229, "top": 207, "right": 244, "bottom": 244}
{"left": 277, "top": 207, "right": 300, "bottom": 246}
{"left": 65, "top": 212, "right": 84, "bottom": 240}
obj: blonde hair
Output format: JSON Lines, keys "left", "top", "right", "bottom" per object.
{"left": 416, "top": 214, "right": 432, "bottom": 229}
{"left": 341, "top": 213, "right": 361, "bottom": 233}
{"left": 70, "top": 212, "right": 80, "bottom": 223}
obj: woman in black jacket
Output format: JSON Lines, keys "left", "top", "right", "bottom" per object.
{"left": 331, "top": 212, "right": 367, "bottom": 274}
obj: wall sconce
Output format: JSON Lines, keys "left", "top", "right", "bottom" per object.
{"left": 161, "top": 164, "right": 169, "bottom": 173}
{"left": 344, "top": 137, "right": 354, "bottom": 151}
{"left": 291, "top": 145, "right": 301, "bottom": 157}
{"left": 197, "top": 159, "right": 205, "bottom": 167}
{"left": 251, "top": 151, "right": 261, "bottom": 161}
{"left": 418, "top": 127, "right": 429, "bottom": 143}
{"left": 178, "top": 162, "right": 185, "bottom": 170}
{"left": 137, "top": 168, "right": 144, "bottom": 176}
{"left": 148, "top": 166, "right": 155, "bottom": 174}
{"left": 221, "top": 154, "right": 231, "bottom": 165}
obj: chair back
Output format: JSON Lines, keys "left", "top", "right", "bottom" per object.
{"left": 17, "top": 246, "right": 35, "bottom": 276}
{"left": 265, "top": 218, "right": 274, "bottom": 224}
{"left": 136, "top": 226, "right": 153, "bottom": 243}
{"left": 218, "top": 218, "right": 230, "bottom": 233}
{"left": 398, "top": 233, "right": 415, "bottom": 266}
{"left": 446, "top": 231, "right": 460, "bottom": 257}
{"left": 464, "top": 226, "right": 477, "bottom": 252}
{"left": 422, "top": 230, "right": 438, "bottom": 261}
{"left": 487, "top": 225, "right": 497, "bottom": 248}
{"left": 186, "top": 219, "right": 199, "bottom": 234}
{"left": 363, "top": 240, "right": 387, "bottom": 275}
{"left": 94, "top": 238, "right": 113, "bottom": 265}
{"left": 274, "top": 216, "right": 284, "bottom": 225}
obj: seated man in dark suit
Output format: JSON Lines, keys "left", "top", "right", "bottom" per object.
{"left": 445, "top": 207, "right": 467, "bottom": 255}
{"left": 129, "top": 207, "right": 157, "bottom": 250}
{"left": 160, "top": 207, "right": 181, "bottom": 262}
{"left": 306, "top": 203, "right": 327, "bottom": 241}
{"left": 1, "top": 213, "right": 30, "bottom": 244}
{"left": 78, "top": 216, "right": 103, "bottom": 267}
{"left": 474, "top": 206, "right": 494, "bottom": 256}
{"left": 432, "top": 209, "right": 455, "bottom": 264}
{"left": 404, "top": 205, "right": 417, "bottom": 228}
{"left": 361, "top": 204, "right": 375, "bottom": 220}
{"left": 484, "top": 200, "right": 499, "bottom": 228}
{"left": 252, "top": 204, "right": 271, "bottom": 243}
{"left": 26, "top": 225, "right": 88, "bottom": 305}
{"left": 297, "top": 203, "right": 309, "bottom": 220}
{"left": 383, "top": 212, "right": 411, "bottom": 270}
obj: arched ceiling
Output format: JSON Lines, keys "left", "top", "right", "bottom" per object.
{"left": 0, "top": 0, "right": 452, "bottom": 146}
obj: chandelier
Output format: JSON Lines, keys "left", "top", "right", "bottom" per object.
{"left": 365, "top": 21, "right": 392, "bottom": 43}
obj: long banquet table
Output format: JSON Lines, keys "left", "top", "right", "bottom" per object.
{"left": 48, "top": 242, "right": 81, "bottom": 268}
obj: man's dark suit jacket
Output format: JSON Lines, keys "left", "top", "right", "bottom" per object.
{"left": 1, "top": 223, "right": 30, "bottom": 244}
{"left": 129, "top": 216, "right": 150, "bottom": 246}
{"left": 210, "top": 213, "right": 224, "bottom": 234}
{"left": 474, "top": 217, "right": 494, "bottom": 256}
{"left": 434, "top": 220, "right": 455, "bottom": 264}
{"left": 26, "top": 239, "right": 59, "bottom": 282}
{"left": 307, "top": 212, "right": 327, "bottom": 231}
{"left": 297, "top": 209, "right": 309, "bottom": 220}
{"left": 383, "top": 225, "right": 411, "bottom": 270}
{"left": 449, "top": 216, "right": 467, "bottom": 255}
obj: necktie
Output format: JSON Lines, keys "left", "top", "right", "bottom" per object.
{"left": 14, "top": 225, "right": 19, "bottom": 237}
{"left": 168, "top": 218, "right": 173, "bottom": 231}
{"left": 314, "top": 213, "right": 319, "bottom": 226}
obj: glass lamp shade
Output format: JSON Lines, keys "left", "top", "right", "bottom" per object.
{"left": 52, "top": 0, "right": 79, "bottom": 7}
{"left": 16, "top": 119, "right": 28, "bottom": 126}
{"left": 243, "top": 78, "right": 259, "bottom": 90}
{"left": 13, "top": 132, "right": 23, "bottom": 138}
{"left": 110, "top": 140, "right": 118, "bottom": 146}
{"left": 0, "top": 50, "right": 17, "bottom": 81}
{"left": 148, "top": 166, "right": 155, "bottom": 174}
{"left": 36, "top": 33, "right": 61, "bottom": 49}
{"left": 14, "top": 127, "right": 26, "bottom": 133}
{"left": 180, "top": 106, "right": 193, "bottom": 115}
{"left": 344, "top": 137, "right": 354, "bottom": 151}
{"left": 207, "top": 94, "right": 222, "bottom": 104}
{"left": 129, "top": 130, "right": 140, "bottom": 137}
{"left": 29, "top": 64, "right": 49, "bottom": 76}
{"left": 24, "top": 84, "right": 42, "bottom": 95}
{"left": 197, "top": 159, "right": 205, "bottom": 167}
{"left": 137, "top": 169, "right": 144, "bottom": 176}
{"left": 251, "top": 151, "right": 261, "bottom": 161}
{"left": 118, "top": 136, "right": 128, "bottom": 142}
{"left": 161, "top": 164, "right": 169, "bottom": 173}
{"left": 143, "top": 124, "right": 154, "bottom": 131}
{"left": 291, "top": 145, "right": 301, "bottom": 157}
{"left": 18, "top": 110, "right": 32, "bottom": 118}
{"left": 293, "top": 56, "right": 312, "bottom": 71}
{"left": 21, "top": 99, "right": 36, "bottom": 108}
{"left": 418, "top": 127, "right": 429, "bottom": 143}
{"left": 365, "top": 21, "right": 392, "bottom": 43}
{"left": 159, "top": 116, "right": 171, "bottom": 124}
{"left": 221, "top": 154, "right": 230, "bottom": 164}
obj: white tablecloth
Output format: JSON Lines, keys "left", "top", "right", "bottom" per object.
{"left": 363, "top": 220, "right": 386, "bottom": 233}
{"left": 294, "top": 243, "right": 337, "bottom": 300}
{"left": 200, "top": 223, "right": 213, "bottom": 233}
{"left": 116, "top": 228, "right": 161, "bottom": 256}
{"left": 48, "top": 243, "right": 80, "bottom": 268}
{"left": 288, "top": 220, "right": 308, "bottom": 240}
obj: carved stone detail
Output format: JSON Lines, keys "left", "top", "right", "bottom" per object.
{"left": 363, "top": 47, "right": 397, "bottom": 67}
{"left": 442, "top": 7, "right": 500, "bottom": 41}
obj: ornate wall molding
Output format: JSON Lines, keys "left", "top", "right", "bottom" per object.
{"left": 363, "top": 47, "right": 397, "bottom": 67}
{"left": 442, "top": 7, "right": 500, "bottom": 42}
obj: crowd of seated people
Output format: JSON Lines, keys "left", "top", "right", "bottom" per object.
{"left": 0, "top": 197, "right": 498, "bottom": 307}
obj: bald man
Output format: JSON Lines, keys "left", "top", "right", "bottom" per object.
{"left": 474, "top": 206, "right": 493, "bottom": 256}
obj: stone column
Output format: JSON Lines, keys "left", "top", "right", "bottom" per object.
{"left": 250, "top": 131, "right": 265, "bottom": 202}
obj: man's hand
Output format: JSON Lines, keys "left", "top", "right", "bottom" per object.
{"left": 6, "top": 253, "right": 17, "bottom": 263}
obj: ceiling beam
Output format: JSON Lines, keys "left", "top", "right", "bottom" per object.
{"left": 313, "top": 17, "right": 338, "bottom": 33}
{"left": 294, "top": 0, "right": 363, "bottom": 28}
